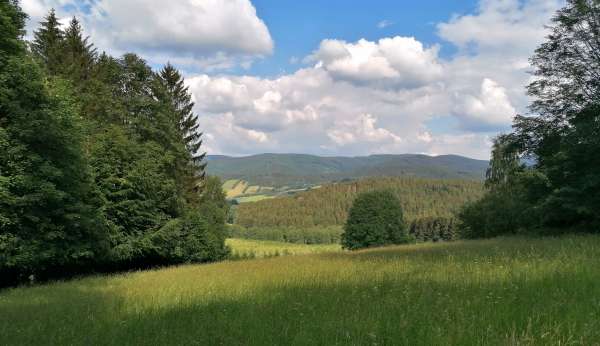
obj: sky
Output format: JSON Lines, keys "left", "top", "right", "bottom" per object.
{"left": 21, "top": 0, "right": 565, "bottom": 159}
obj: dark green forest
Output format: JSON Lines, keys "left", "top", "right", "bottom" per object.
{"left": 458, "top": 0, "right": 600, "bottom": 238}
{"left": 235, "top": 177, "right": 483, "bottom": 227}
{"left": 207, "top": 153, "right": 488, "bottom": 187}
{"left": 0, "top": 2, "right": 227, "bottom": 286}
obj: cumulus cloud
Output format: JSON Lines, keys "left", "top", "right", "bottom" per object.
{"left": 438, "top": 0, "right": 562, "bottom": 55}
{"left": 308, "top": 37, "right": 443, "bottom": 88}
{"left": 453, "top": 78, "right": 515, "bottom": 131}
{"left": 22, "top": 0, "right": 273, "bottom": 71}
{"left": 21, "top": 0, "right": 564, "bottom": 159}
{"left": 327, "top": 114, "right": 402, "bottom": 146}
{"left": 185, "top": 0, "right": 564, "bottom": 159}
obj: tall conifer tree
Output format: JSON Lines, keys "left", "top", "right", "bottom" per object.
{"left": 62, "top": 17, "right": 96, "bottom": 83}
{"left": 31, "top": 8, "right": 63, "bottom": 74}
{"left": 158, "top": 64, "right": 207, "bottom": 179}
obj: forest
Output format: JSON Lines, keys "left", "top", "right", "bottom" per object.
{"left": 0, "top": 3, "right": 229, "bottom": 286}
{"left": 230, "top": 177, "right": 483, "bottom": 243}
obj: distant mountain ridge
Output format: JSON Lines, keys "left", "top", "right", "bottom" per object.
{"left": 206, "top": 153, "right": 489, "bottom": 187}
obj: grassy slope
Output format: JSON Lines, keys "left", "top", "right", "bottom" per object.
{"left": 2, "top": 236, "right": 600, "bottom": 345}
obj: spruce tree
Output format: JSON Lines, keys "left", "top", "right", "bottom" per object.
{"left": 1, "top": 0, "right": 107, "bottom": 285}
{"left": 157, "top": 64, "right": 207, "bottom": 180}
{"left": 31, "top": 8, "right": 63, "bottom": 74}
{"left": 61, "top": 17, "right": 96, "bottom": 84}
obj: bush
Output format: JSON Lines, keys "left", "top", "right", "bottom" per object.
{"left": 150, "top": 204, "right": 229, "bottom": 264}
{"left": 341, "top": 190, "right": 410, "bottom": 250}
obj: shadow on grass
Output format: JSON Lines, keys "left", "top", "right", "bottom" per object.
{"left": 2, "top": 257, "right": 599, "bottom": 346}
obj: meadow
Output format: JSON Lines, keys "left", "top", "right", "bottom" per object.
{"left": 226, "top": 238, "right": 340, "bottom": 258}
{"left": 1, "top": 235, "right": 599, "bottom": 345}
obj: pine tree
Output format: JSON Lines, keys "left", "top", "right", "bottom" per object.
{"left": 31, "top": 8, "right": 63, "bottom": 74}
{"left": 157, "top": 64, "right": 207, "bottom": 179}
{"left": 61, "top": 17, "right": 96, "bottom": 84}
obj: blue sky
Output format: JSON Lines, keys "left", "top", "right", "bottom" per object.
{"left": 244, "top": 0, "right": 479, "bottom": 77}
{"left": 22, "top": 0, "right": 564, "bottom": 159}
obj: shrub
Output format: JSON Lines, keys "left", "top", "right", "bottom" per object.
{"left": 150, "top": 205, "right": 229, "bottom": 264}
{"left": 341, "top": 190, "right": 410, "bottom": 250}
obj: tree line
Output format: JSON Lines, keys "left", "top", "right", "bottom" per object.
{"left": 0, "top": 2, "right": 228, "bottom": 286}
{"left": 232, "top": 177, "right": 483, "bottom": 243}
{"left": 458, "top": 0, "right": 600, "bottom": 238}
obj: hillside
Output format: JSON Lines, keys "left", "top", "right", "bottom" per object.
{"left": 234, "top": 177, "right": 484, "bottom": 227}
{"left": 3, "top": 235, "right": 600, "bottom": 345}
{"left": 206, "top": 153, "right": 489, "bottom": 188}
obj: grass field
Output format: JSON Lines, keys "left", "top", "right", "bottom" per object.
{"left": 235, "top": 194, "right": 275, "bottom": 203}
{"left": 2, "top": 235, "right": 600, "bottom": 345}
{"left": 225, "top": 179, "right": 248, "bottom": 198}
{"left": 227, "top": 238, "right": 340, "bottom": 258}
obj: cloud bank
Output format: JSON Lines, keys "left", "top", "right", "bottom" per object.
{"left": 22, "top": 0, "right": 564, "bottom": 159}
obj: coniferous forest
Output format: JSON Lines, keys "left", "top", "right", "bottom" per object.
{"left": 231, "top": 177, "right": 483, "bottom": 243}
{"left": 0, "top": 3, "right": 228, "bottom": 286}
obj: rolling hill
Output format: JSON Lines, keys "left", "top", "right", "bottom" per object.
{"left": 206, "top": 153, "right": 489, "bottom": 188}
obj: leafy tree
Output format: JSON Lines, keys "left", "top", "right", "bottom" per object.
{"left": 199, "top": 176, "right": 228, "bottom": 211}
{"left": 341, "top": 190, "right": 410, "bottom": 250}
{"left": 460, "top": 0, "right": 600, "bottom": 237}
{"left": 0, "top": 1, "right": 107, "bottom": 284}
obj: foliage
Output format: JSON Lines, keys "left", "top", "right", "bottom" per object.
{"left": 227, "top": 225, "right": 343, "bottom": 244}
{"left": 0, "top": 4, "right": 226, "bottom": 286}
{"left": 341, "top": 190, "right": 410, "bottom": 250}
{"left": 408, "top": 216, "right": 457, "bottom": 242}
{"left": 0, "top": 1, "right": 107, "bottom": 285}
{"left": 459, "top": 0, "right": 600, "bottom": 237}
{"left": 236, "top": 177, "right": 484, "bottom": 228}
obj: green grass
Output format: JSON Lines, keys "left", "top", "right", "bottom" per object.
{"left": 2, "top": 235, "right": 600, "bottom": 345}
{"left": 226, "top": 238, "right": 340, "bottom": 258}
{"left": 221, "top": 179, "right": 239, "bottom": 191}
{"left": 235, "top": 194, "right": 275, "bottom": 203}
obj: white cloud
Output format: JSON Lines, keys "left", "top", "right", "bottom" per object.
{"left": 23, "top": 0, "right": 273, "bottom": 71}
{"left": 308, "top": 37, "right": 443, "bottom": 88}
{"left": 438, "top": 0, "right": 562, "bottom": 55}
{"left": 327, "top": 114, "right": 402, "bottom": 146}
{"left": 453, "top": 78, "right": 516, "bottom": 131}
{"left": 22, "top": 0, "right": 565, "bottom": 159}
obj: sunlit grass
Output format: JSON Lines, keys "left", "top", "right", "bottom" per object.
{"left": 226, "top": 238, "right": 341, "bottom": 258}
{"left": 2, "top": 235, "right": 600, "bottom": 345}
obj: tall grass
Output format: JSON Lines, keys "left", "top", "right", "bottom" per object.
{"left": 2, "top": 235, "right": 600, "bottom": 345}
{"left": 226, "top": 238, "right": 340, "bottom": 259}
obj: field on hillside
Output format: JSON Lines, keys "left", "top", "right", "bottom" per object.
{"left": 2, "top": 235, "right": 600, "bottom": 345}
